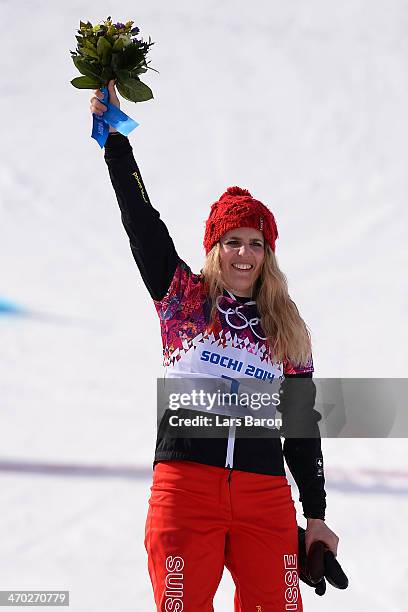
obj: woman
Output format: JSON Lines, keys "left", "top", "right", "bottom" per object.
{"left": 90, "top": 80, "right": 339, "bottom": 611}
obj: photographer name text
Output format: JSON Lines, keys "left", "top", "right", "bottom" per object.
{"left": 168, "top": 415, "right": 282, "bottom": 428}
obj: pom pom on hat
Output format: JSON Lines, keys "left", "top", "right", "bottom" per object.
{"left": 222, "top": 186, "right": 252, "bottom": 198}
{"left": 203, "top": 186, "right": 278, "bottom": 254}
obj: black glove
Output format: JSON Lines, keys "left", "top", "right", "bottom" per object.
{"left": 298, "top": 526, "right": 349, "bottom": 596}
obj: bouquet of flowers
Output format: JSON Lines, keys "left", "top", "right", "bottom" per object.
{"left": 70, "top": 16, "right": 156, "bottom": 102}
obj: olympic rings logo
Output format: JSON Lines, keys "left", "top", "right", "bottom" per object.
{"left": 216, "top": 296, "right": 267, "bottom": 341}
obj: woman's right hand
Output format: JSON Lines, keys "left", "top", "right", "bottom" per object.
{"left": 90, "top": 79, "right": 120, "bottom": 133}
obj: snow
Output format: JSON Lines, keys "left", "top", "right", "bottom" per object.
{"left": 1, "top": 0, "right": 407, "bottom": 609}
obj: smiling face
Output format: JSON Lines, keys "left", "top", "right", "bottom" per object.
{"left": 218, "top": 227, "right": 265, "bottom": 297}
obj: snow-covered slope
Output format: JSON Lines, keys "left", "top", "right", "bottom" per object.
{"left": 1, "top": 0, "right": 407, "bottom": 609}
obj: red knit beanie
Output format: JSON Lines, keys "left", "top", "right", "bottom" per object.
{"left": 203, "top": 186, "right": 278, "bottom": 255}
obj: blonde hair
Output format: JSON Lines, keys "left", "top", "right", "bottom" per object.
{"left": 201, "top": 242, "right": 312, "bottom": 366}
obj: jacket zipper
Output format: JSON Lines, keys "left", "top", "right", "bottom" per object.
{"left": 225, "top": 423, "right": 236, "bottom": 468}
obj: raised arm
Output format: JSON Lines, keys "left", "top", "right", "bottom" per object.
{"left": 91, "top": 82, "right": 180, "bottom": 301}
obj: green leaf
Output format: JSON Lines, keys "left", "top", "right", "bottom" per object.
{"left": 72, "top": 56, "right": 102, "bottom": 79}
{"left": 96, "top": 36, "right": 112, "bottom": 57}
{"left": 131, "top": 65, "right": 148, "bottom": 75}
{"left": 112, "top": 38, "right": 123, "bottom": 52}
{"left": 80, "top": 44, "right": 99, "bottom": 59}
{"left": 116, "top": 77, "right": 153, "bottom": 102}
{"left": 117, "top": 69, "right": 131, "bottom": 80}
{"left": 71, "top": 76, "right": 103, "bottom": 89}
{"left": 118, "top": 66, "right": 147, "bottom": 78}
{"left": 111, "top": 52, "right": 124, "bottom": 72}
{"left": 97, "top": 36, "right": 112, "bottom": 62}
{"left": 115, "top": 80, "right": 133, "bottom": 102}
{"left": 112, "top": 35, "right": 132, "bottom": 51}
{"left": 101, "top": 66, "right": 115, "bottom": 82}
{"left": 121, "top": 44, "right": 144, "bottom": 70}
{"left": 85, "top": 39, "right": 97, "bottom": 51}
{"left": 103, "top": 50, "right": 112, "bottom": 66}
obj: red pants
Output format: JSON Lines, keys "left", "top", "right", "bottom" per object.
{"left": 144, "top": 460, "right": 302, "bottom": 611}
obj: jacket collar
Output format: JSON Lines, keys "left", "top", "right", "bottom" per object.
{"left": 223, "top": 287, "right": 256, "bottom": 306}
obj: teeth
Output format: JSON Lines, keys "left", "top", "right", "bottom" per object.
{"left": 232, "top": 263, "right": 253, "bottom": 270}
